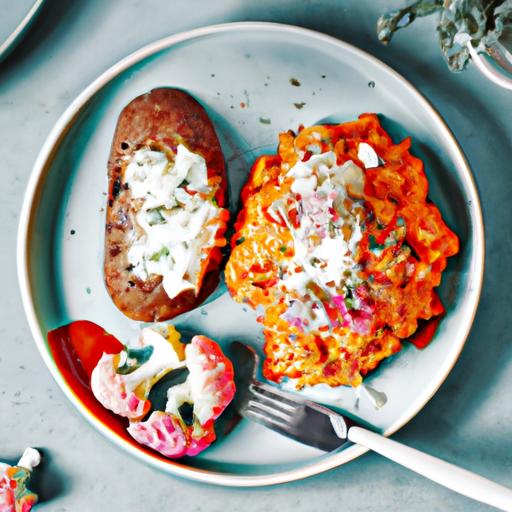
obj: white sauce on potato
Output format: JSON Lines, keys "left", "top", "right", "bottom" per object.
{"left": 124, "top": 145, "right": 222, "bottom": 299}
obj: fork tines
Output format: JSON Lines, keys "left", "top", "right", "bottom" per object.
{"left": 245, "top": 383, "right": 302, "bottom": 432}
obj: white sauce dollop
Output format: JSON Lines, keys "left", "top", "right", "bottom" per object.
{"left": 281, "top": 152, "right": 365, "bottom": 293}
{"left": 124, "top": 145, "right": 221, "bottom": 299}
{"left": 270, "top": 152, "right": 366, "bottom": 331}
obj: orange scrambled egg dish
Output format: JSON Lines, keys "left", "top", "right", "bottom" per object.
{"left": 225, "top": 114, "right": 459, "bottom": 388}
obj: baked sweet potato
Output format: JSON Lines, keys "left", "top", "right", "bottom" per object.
{"left": 104, "top": 88, "right": 228, "bottom": 321}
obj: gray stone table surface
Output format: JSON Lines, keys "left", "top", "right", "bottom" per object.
{"left": 1, "top": 1, "right": 511, "bottom": 511}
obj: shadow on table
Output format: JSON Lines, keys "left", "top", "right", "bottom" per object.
{"left": 29, "top": 448, "right": 67, "bottom": 504}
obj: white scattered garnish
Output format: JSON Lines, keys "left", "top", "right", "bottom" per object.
{"left": 362, "top": 383, "right": 388, "bottom": 409}
{"left": 357, "top": 142, "right": 380, "bottom": 169}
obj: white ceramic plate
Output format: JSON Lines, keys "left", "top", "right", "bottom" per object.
{"left": 0, "top": 0, "right": 45, "bottom": 62}
{"left": 17, "top": 22, "right": 484, "bottom": 486}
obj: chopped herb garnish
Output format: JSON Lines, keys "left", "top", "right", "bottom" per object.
{"left": 116, "top": 345, "right": 154, "bottom": 375}
{"left": 235, "top": 236, "right": 245, "bottom": 245}
{"left": 344, "top": 297, "right": 354, "bottom": 309}
{"left": 279, "top": 245, "right": 287, "bottom": 253}
{"left": 179, "top": 179, "right": 189, "bottom": 188}
{"left": 146, "top": 207, "right": 166, "bottom": 226}
{"left": 212, "top": 197, "right": 218, "bottom": 206}
{"left": 150, "top": 246, "right": 170, "bottom": 261}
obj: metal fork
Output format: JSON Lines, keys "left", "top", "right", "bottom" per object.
{"left": 245, "top": 380, "right": 353, "bottom": 452}
{"left": 230, "top": 342, "right": 512, "bottom": 511}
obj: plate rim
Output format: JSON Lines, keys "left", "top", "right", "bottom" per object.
{"left": 16, "top": 21, "right": 485, "bottom": 487}
{"left": 0, "top": 0, "right": 45, "bottom": 63}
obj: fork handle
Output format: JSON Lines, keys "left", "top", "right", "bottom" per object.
{"left": 348, "top": 426, "right": 512, "bottom": 511}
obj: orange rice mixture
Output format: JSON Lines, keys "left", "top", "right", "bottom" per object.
{"left": 225, "top": 114, "right": 459, "bottom": 388}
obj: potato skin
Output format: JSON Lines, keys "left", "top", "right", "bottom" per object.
{"left": 104, "top": 88, "right": 227, "bottom": 322}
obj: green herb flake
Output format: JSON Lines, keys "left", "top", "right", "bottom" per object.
{"left": 150, "top": 246, "right": 170, "bottom": 261}
{"left": 235, "top": 236, "right": 246, "bottom": 246}
{"left": 146, "top": 208, "right": 166, "bottom": 226}
{"left": 279, "top": 245, "right": 287, "bottom": 253}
